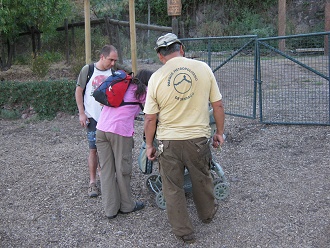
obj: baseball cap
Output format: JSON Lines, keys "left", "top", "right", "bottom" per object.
{"left": 154, "top": 33, "right": 182, "bottom": 52}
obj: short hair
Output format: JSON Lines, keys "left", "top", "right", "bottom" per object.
{"left": 100, "top": 45, "right": 117, "bottom": 57}
{"left": 157, "top": 43, "right": 181, "bottom": 57}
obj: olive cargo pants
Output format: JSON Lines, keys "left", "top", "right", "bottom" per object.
{"left": 158, "top": 137, "right": 216, "bottom": 236}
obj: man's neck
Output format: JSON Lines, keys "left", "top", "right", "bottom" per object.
{"left": 95, "top": 61, "right": 104, "bottom": 70}
{"left": 162, "top": 51, "right": 182, "bottom": 64}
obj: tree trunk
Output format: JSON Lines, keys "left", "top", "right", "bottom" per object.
{"left": 6, "top": 39, "right": 14, "bottom": 69}
{"left": 31, "top": 26, "right": 36, "bottom": 58}
{"left": 37, "top": 31, "right": 41, "bottom": 52}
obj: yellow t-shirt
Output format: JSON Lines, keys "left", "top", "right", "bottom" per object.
{"left": 144, "top": 56, "right": 222, "bottom": 140}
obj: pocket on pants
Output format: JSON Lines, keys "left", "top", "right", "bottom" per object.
{"left": 187, "top": 138, "right": 211, "bottom": 169}
{"left": 157, "top": 140, "right": 168, "bottom": 172}
{"left": 121, "top": 154, "right": 133, "bottom": 175}
{"left": 120, "top": 138, "right": 133, "bottom": 175}
{"left": 189, "top": 137, "right": 210, "bottom": 153}
{"left": 194, "top": 138, "right": 210, "bottom": 151}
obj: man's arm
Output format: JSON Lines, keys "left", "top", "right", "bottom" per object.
{"left": 144, "top": 113, "right": 158, "bottom": 160}
{"left": 75, "top": 86, "right": 88, "bottom": 128}
{"left": 211, "top": 100, "right": 225, "bottom": 148}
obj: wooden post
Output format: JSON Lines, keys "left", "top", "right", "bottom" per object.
{"left": 278, "top": 0, "right": 286, "bottom": 52}
{"left": 129, "top": 0, "right": 137, "bottom": 74}
{"left": 84, "top": 0, "right": 91, "bottom": 64}
{"left": 172, "top": 17, "right": 178, "bottom": 36}
{"left": 71, "top": 19, "right": 75, "bottom": 57}
{"left": 115, "top": 25, "right": 123, "bottom": 64}
{"left": 148, "top": 0, "right": 150, "bottom": 38}
{"left": 31, "top": 26, "right": 36, "bottom": 58}
{"left": 105, "top": 17, "right": 113, "bottom": 44}
{"left": 64, "top": 18, "right": 69, "bottom": 64}
{"left": 180, "top": 21, "right": 185, "bottom": 38}
{"left": 325, "top": 0, "right": 330, "bottom": 55}
{"left": 104, "top": 18, "right": 123, "bottom": 64}
{"left": 167, "top": 0, "right": 181, "bottom": 36}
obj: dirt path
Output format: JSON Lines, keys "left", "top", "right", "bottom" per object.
{"left": 0, "top": 114, "right": 329, "bottom": 247}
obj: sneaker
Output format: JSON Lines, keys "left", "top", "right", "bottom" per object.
{"left": 88, "top": 183, "right": 99, "bottom": 197}
{"left": 120, "top": 201, "right": 144, "bottom": 214}
{"left": 176, "top": 233, "right": 196, "bottom": 244}
{"left": 202, "top": 204, "right": 219, "bottom": 223}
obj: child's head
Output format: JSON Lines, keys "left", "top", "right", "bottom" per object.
{"left": 134, "top": 69, "right": 154, "bottom": 100}
{"left": 135, "top": 69, "right": 154, "bottom": 86}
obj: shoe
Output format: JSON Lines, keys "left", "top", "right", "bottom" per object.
{"left": 120, "top": 201, "right": 145, "bottom": 214}
{"left": 176, "top": 233, "right": 196, "bottom": 244}
{"left": 202, "top": 204, "right": 219, "bottom": 223}
{"left": 88, "top": 183, "right": 99, "bottom": 197}
{"left": 107, "top": 213, "right": 118, "bottom": 220}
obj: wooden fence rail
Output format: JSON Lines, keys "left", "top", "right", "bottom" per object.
{"left": 56, "top": 17, "right": 172, "bottom": 64}
{"left": 56, "top": 18, "right": 172, "bottom": 32}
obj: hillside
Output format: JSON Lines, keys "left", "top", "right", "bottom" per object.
{"left": 190, "top": 0, "right": 325, "bottom": 37}
{"left": 72, "top": 0, "right": 326, "bottom": 37}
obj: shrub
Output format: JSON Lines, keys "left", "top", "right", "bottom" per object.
{"left": 0, "top": 80, "right": 77, "bottom": 119}
{"left": 199, "top": 21, "right": 224, "bottom": 37}
{"left": 225, "top": 8, "right": 275, "bottom": 36}
{"left": 14, "top": 53, "right": 32, "bottom": 65}
{"left": 42, "top": 51, "right": 64, "bottom": 63}
{"left": 31, "top": 55, "right": 50, "bottom": 78}
{"left": 0, "top": 109, "right": 21, "bottom": 119}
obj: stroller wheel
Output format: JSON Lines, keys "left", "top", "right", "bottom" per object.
{"left": 213, "top": 181, "right": 229, "bottom": 200}
{"left": 156, "top": 191, "right": 166, "bottom": 210}
{"left": 145, "top": 174, "right": 161, "bottom": 193}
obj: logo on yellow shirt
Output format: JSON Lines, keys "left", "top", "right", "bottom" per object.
{"left": 173, "top": 73, "right": 192, "bottom": 94}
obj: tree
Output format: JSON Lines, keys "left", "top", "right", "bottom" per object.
{"left": 90, "top": 0, "right": 129, "bottom": 19}
{"left": 0, "top": 0, "right": 73, "bottom": 70}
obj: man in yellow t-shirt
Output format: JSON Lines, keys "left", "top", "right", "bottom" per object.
{"left": 143, "top": 33, "right": 225, "bottom": 244}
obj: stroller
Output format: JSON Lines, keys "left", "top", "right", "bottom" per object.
{"left": 145, "top": 157, "right": 229, "bottom": 210}
{"left": 138, "top": 108, "right": 230, "bottom": 210}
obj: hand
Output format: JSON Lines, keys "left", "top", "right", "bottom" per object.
{"left": 146, "top": 146, "right": 157, "bottom": 161}
{"left": 79, "top": 113, "right": 88, "bottom": 128}
{"left": 212, "top": 133, "right": 225, "bottom": 149}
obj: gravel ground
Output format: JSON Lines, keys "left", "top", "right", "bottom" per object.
{"left": 1, "top": 60, "right": 330, "bottom": 247}
{"left": 0, "top": 113, "right": 329, "bottom": 248}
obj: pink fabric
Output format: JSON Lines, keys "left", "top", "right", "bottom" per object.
{"left": 96, "top": 84, "right": 145, "bottom": 137}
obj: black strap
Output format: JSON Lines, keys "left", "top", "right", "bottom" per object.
{"left": 86, "top": 63, "right": 94, "bottom": 85}
{"left": 82, "top": 63, "right": 94, "bottom": 96}
{"left": 120, "top": 101, "right": 144, "bottom": 111}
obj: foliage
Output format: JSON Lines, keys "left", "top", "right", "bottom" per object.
{"left": 90, "top": 0, "right": 171, "bottom": 26}
{"left": 69, "top": 27, "right": 111, "bottom": 78}
{"left": 42, "top": 51, "right": 64, "bottom": 63}
{"left": 0, "top": 0, "right": 73, "bottom": 38}
{"left": 1, "top": 0, "right": 326, "bottom": 72}
{"left": 224, "top": 0, "right": 277, "bottom": 12}
{"left": 70, "top": 38, "right": 86, "bottom": 78}
{"left": 14, "top": 54, "right": 32, "bottom": 65}
{"left": 0, "top": 0, "right": 74, "bottom": 68}
{"left": 90, "top": 0, "right": 129, "bottom": 19}
{"left": 136, "top": 0, "right": 171, "bottom": 26}
{"left": 0, "top": 109, "right": 21, "bottom": 119}
{"left": 0, "top": 80, "right": 77, "bottom": 119}
{"left": 31, "top": 55, "right": 51, "bottom": 78}
{"left": 225, "top": 8, "right": 276, "bottom": 36}
{"left": 199, "top": 21, "right": 224, "bottom": 37}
